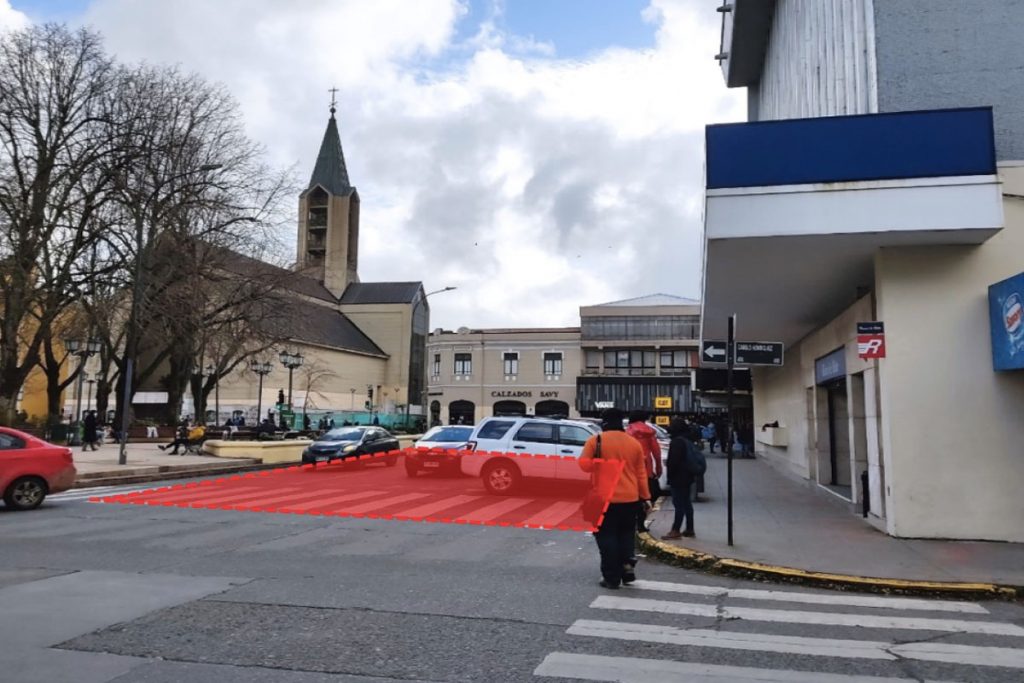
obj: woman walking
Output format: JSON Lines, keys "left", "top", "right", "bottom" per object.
{"left": 662, "top": 417, "right": 701, "bottom": 539}
{"left": 82, "top": 411, "right": 100, "bottom": 451}
{"left": 579, "top": 408, "right": 651, "bottom": 589}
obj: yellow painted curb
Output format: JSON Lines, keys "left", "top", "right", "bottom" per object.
{"left": 637, "top": 532, "right": 1021, "bottom": 600}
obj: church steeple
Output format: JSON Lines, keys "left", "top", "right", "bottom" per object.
{"left": 307, "top": 111, "right": 353, "bottom": 197}
{"left": 297, "top": 95, "right": 360, "bottom": 299}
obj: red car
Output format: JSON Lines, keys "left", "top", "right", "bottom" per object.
{"left": 0, "top": 426, "right": 76, "bottom": 510}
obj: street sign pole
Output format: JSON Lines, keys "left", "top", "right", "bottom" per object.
{"left": 726, "top": 314, "right": 735, "bottom": 547}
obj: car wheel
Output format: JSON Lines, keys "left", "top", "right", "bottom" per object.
{"left": 405, "top": 461, "right": 419, "bottom": 477}
{"left": 481, "top": 460, "right": 520, "bottom": 495}
{"left": 4, "top": 476, "right": 48, "bottom": 511}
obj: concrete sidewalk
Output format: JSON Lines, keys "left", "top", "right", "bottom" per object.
{"left": 70, "top": 443, "right": 264, "bottom": 487}
{"left": 645, "top": 455, "right": 1024, "bottom": 589}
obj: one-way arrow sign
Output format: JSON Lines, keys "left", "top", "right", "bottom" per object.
{"left": 702, "top": 340, "right": 728, "bottom": 363}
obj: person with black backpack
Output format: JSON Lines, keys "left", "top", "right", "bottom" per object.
{"left": 662, "top": 417, "right": 706, "bottom": 539}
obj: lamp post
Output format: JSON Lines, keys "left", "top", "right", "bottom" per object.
{"left": 64, "top": 338, "right": 101, "bottom": 446}
{"left": 117, "top": 162, "right": 223, "bottom": 465}
{"left": 205, "top": 363, "right": 220, "bottom": 426}
{"left": 85, "top": 373, "right": 96, "bottom": 415}
{"left": 406, "top": 286, "right": 456, "bottom": 427}
{"left": 249, "top": 359, "right": 273, "bottom": 423}
{"left": 278, "top": 350, "right": 304, "bottom": 410}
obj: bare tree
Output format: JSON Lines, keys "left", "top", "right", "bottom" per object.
{"left": 0, "top": 25, "right": 123, "bottom": 423}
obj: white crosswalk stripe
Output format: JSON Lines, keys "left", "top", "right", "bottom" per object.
{"left": 533, "top": 577, "right": 1024, "bottom": 682}
{"left": 47, "top": 485, "right": 150, "bottom": 502}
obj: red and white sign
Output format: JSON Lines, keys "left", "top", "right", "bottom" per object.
{"left": 856, "top": 321, "right": 886, "bottom": 359}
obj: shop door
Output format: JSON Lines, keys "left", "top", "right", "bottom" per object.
{"left": 825, "top": 379, "right": 851, "bottom": 492}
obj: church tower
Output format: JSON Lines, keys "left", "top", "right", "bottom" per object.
{"left": 297, "top": 101, "right": 360, "bottom": 298}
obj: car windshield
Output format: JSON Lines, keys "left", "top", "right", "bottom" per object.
{"left": 319, "top": 429, "right": 364, "bottom": 442}
{"left": 420, "top": 426, "right": 472, "bottom": 443}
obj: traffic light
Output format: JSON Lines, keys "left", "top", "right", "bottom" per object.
{"left": 367, "top": 384, "right": 374, "bottom": 400}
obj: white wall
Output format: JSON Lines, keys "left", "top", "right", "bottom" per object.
{"left": 874, "top": 164, "right": 1024, "bottom": 541}
{"left": 753, "top": 0, "right": 877, "bottom": 121}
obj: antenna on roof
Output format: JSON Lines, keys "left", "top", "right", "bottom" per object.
{"left": 328, "top": 86, "right": 339, "bottom": 116}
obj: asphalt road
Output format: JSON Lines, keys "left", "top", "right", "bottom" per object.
{"left": 1, "top": 464, "right": 1023, "bottom": 683}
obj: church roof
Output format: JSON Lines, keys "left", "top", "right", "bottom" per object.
{"left": 592, "top": 293, "right": 701, "bottom": 307}
{"left": 306, "top": 113, "right": 354, "bottom": 197}
{"left": 282, "top": 297, "right": 387, "bottom": 357}
{"left": 215, "top": 247, "right": 337, "bottom": 304}
{"left": 340, "top": 282, "right": 422, "bottom": 305}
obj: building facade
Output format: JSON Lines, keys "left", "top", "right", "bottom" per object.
{"left": 426, "top": 294, "right": 706, "bottom": 426}
{"left": 426, "top": 327, "right": 581, "bottom": 425}
{"left": 577, "top": 295, "right": 701, "bottom": 418}
{"left": 705, "top": 0, "right": 1024, "bottom": 541}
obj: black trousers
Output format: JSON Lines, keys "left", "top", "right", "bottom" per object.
{"left": 595, "top": 502, "right": 640, "bottom": 586}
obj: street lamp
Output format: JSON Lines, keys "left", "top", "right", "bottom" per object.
{"left": 205, "top": 363, "right": 220, "bottom": 427}
{"left": 64, "top": 337, "right": 101, "bottom": 446}
{"left": 278, "top": 350, "right": 304, "bottom": 410}
{"left": 406, "top": 286, "right": 456, "bottom": 427}
{"left": 85, "top": 373, "right": 97, "bottom": 415}
{"left": 249, "top": 359, "right": 273, "bottom": 423}
{"left": 117, "top": 162, "right": 223, "bottom": 465}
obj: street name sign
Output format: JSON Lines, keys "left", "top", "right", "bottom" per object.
{"left": 734, "top": 341, "right": 785, "bottom": 366}
{"left": 701, "top": 340, "right": 728, "bottom": 363}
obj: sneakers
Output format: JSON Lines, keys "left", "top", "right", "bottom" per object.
{"left": 622, "top": 564, "right": 636, "bottom": 585}
{"left": 682, "top": 530, "right": 695, "bottom": 538}
{"left": 598, "top": 579, "right": 620, "bottom": 590}
{"left": 661, "top": 530, "right": 683, "bottom": 540}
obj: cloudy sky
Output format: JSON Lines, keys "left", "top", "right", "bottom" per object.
{"left": 3, "top": 0, "right": 743, "bottom": 329}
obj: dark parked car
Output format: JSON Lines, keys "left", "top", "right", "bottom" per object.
{"left": 302, "top": 427, "right": 400, "bottom": 466}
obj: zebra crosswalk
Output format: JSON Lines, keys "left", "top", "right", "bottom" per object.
{"left": 47, "top": 484, "right": 150, "bottom": 502}
{"left": 534, "top": 578, "right": 1024, "bottom": 682}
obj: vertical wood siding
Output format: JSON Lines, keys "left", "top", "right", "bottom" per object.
{"left": 756, "top": 0, "right": 878, "bottom": 121}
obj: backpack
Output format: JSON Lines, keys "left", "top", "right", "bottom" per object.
{"left": 684, "top": 438, "right": 707, "bottom": 476}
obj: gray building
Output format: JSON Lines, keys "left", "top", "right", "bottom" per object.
{"left": 725, "top": 0, "right": 1024, "bottom": 160}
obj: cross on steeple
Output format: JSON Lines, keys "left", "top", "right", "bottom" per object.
{"left": 328, "top": 87, "right": 339, "bottom": 115}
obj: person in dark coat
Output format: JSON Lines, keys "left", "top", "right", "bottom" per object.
{"left": 662, "top": 418, "right": 696, "bottom": 539}
{"left": 82, "top": 411, "right": 100, "bottom": 451}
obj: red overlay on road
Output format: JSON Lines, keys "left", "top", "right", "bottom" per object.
{"left": 93, "top": 450, "right": 623, "bottom": 532}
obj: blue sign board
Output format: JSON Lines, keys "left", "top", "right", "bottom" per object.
{"left": 706, "top": 107, "right": 996, "bottom": 190}
{"left": 815, "top": 347, "right": 847, "bottom": 385}
{"left": 989, "top": 271, "right": 1024, "bottom": 371}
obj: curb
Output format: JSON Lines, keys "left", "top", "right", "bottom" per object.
{"left": 637, "top": 532, "right": 1022, "bottom": 600}
{"left": 72, "top": 460, "right": 281, "bottom": 488}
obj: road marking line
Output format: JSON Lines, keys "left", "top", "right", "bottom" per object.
{"left": 568, "top": 619, "right": 894, "bottom": 660}
{"left": 892, "top": 640, "right": 1024, "bottom": 669}
{"left": 393, "top": 495, "right": 485, "bottom": 518}
{"left": 233, "top": 490, "right": 330, "bottom": 510}
{"left": 137, "top": 486, "right": 268, "bottom": 506}
{"left": 534, "top": 651, "right": 959, "bottom": 682}
{"left": 629, "top": 579, "right": 989, "bottom": 614}
{"left": 159, "top": 488, "right": 292, "bottom": 508}
{"left": 462, "top": 497, "right": 535, "bottom": 522}
{"left": 340, "top": 492, "right": 433, "bottom": 514}
{"left": 521, "top": 501, "right": 581, "bottom": 527}
{"left": 277, "top": 490, "right": 385, "bottom": 512}
{"left": 568, "top": 619, "right": 1024, "bottom": 668}
{"left": 590, "top": 595, "right": 1024, "bottom": 636}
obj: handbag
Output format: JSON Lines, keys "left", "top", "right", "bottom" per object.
{"left": 580, "top": 435, "right": 605, "bottom": 526}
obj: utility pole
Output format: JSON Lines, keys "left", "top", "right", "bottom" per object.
{"left": 726, "top": 314, "right": 736, "bottom": 547}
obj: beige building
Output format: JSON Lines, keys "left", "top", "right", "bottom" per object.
{"left": 703, "top": 2, "right": 1024, "bottom": 541}
{"left": 129, "top": 105, "right": 428, "bottom": 427}
{"left": 426, "top": 294, "right": 707, "bottom": 426}
{"left": 577, "top": 295, "right": 701, "bottom": 418}
{"left": 426, "top": 327, "right": 581, "bottom": 425}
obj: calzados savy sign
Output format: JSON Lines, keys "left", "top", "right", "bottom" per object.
{"left": 490, "top": 390, "right": 560, "bottom": 398}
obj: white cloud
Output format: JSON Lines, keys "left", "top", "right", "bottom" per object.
{"left": 0, "top": 0, "right": 28, "bottom": 33}
{"left": 68, "top": 0, "right": 743, "bottom": 328}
